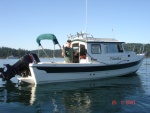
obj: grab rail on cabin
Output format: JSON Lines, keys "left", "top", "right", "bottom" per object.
{"left": 67, "top": 32, "right": 92, "bottom": 40}
{"left": 67, "top": 32, "right": 118, "bottom": 42}
{"left": 133, "top": 44, "right": 145, "bottom": 54}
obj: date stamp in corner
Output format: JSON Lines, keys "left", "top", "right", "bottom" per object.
{"left": 112, "top": 100, "right": 136, "bottom": 106}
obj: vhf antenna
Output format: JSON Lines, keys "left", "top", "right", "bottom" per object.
{"left": 85, "top": 0, "right": 88, "bottom": 35}
{"left": 112, "top": 29, "right": 115, "bottom": 38}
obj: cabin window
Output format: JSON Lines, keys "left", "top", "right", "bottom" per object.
{"left": 72, "top": 43, "right": 79, "bottom": 51}
{"left": 91, "top": 44, "right": 101, "bottom": 54}
{"left": 117, "top": 44, "right": 123, "bottom": 52}
{"left": 104, "top": 43, "right": 123, "bottom": 53}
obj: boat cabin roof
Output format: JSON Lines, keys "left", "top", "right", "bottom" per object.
{"left": 68, "top": 32, "right": 124, "bottom": 44}
{"left": 71, "top": 37, "right": 124, "bottom": 44}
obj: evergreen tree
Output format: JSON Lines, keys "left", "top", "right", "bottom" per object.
{"left": 0, "top": 43, "right": 150, "bottom": 58}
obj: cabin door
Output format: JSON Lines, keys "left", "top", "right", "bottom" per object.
{"left": 72, "top": 43, "right": 79, "bottom": 63}
{"left": 80, "top": 44, "right": 86, "bottom": 60}
{"left": 72, "top": 43, "right": 87, "bottom": 63}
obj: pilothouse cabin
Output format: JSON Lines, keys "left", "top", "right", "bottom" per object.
{"left": 70, "top": 33, "right": 135, "bottom": 64}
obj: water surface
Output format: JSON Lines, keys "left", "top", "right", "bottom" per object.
{"left": 0, "top": 58, "right": 150, "bottom": 113}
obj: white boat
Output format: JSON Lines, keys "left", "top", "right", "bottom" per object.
{"left": 0, "top": 33, "right": 145, "bottom": 84}
{"left": 6, "top": 55, "right": 18, "bottom": 59}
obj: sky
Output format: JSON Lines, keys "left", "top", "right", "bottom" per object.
{"left": 0, "top": 0, "right": 150, "bottom": 50}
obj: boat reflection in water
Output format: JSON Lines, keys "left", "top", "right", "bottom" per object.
{"left": 0, "top": 73, "right": 145, "bottom": 113}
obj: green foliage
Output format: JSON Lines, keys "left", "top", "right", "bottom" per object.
{"left": 124, "top": 43, "right": 150, "bottom": 57}
{"left": 0, "top": 47, "right": 29, "bottom": 58}
{"left": 0, "top": 43, "right": 150, "bottom": 58}
{"left": 31, "top": 49, "right": 62, "bottom": 58}
{"left": 0, "top": 47, "right": 62, "bottom": 58}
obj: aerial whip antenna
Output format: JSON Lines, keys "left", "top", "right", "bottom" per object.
{"left": 85, "top": 0, "right": 88, "bottom": 35}
{"left": 112, "top": 29, "right": 115, "bottom": 38}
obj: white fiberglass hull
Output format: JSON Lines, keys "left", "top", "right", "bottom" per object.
{"left": 18, "top": 58, "right": 143, "bottom": 84}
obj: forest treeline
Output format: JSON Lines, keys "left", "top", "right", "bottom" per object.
{"left": 0, "top": 43, "right": 150, "bottom": 59}
{"left": 123, "top": 43, "right": 150, "bottom": 57}
{"left": 0, "top": 47, "right": 62, "bottom": 58}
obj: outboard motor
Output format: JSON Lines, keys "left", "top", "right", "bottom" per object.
{"left": 0, "top": 53, "right": 40, "bottom": 81}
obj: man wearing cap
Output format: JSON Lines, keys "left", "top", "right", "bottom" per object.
{"left": 62, "top": 40, "right": 74, "bottom": 63}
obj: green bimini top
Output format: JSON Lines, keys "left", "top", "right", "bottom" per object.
{"left": 36, "top": 34, "right": 59, "bottom": 46}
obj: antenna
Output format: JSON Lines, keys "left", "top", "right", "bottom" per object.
{"left": 112, "top": 29, "right": 115, "bottom": 38}
{"left": 85, "top": 0, "right": 88, "bottom": 34}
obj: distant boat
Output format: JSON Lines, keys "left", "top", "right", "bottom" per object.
{"left": 7, "top": 55, "right": 18, "bottom": 59}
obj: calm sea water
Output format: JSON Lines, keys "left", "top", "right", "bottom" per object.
{"left": 0, "top": 58, "right": 150, "bottom": 113}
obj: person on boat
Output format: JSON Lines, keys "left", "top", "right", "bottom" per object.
{"left": 62, "top": 40, "right": 74, "bottom": 63}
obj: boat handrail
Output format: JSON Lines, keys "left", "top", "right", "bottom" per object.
{"left": 68, "top": 32, "right": 118, "bottom": 42}
{"left": 131, "top": 44, "right": 145, "bottom": 54}
{"left": 132, "top": 45, "right": 135, "bottom": 51}
{"left": 139, "top": 44, "right": 145, "bottom": 54}
{"left": 141, "top": 44, "right": 145, "bottom": 54}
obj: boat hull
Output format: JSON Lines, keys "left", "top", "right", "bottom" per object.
{"left": 19, "top": 58, "right": 144, "bottom": 84}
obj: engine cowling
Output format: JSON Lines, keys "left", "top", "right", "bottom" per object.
{"left": 0, "top": 53, "right": 40, "bottom": 81}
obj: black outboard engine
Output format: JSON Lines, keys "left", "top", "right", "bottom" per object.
{"left": 0, "top": 53, "right": 40, "bottom": 81}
